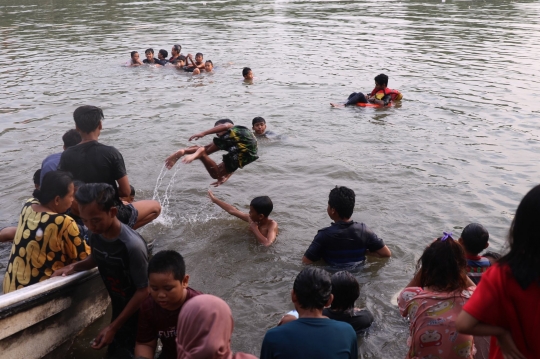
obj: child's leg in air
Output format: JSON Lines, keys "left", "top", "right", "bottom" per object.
{"left": 165, "top": 145, "right": 200, "bottom": 169}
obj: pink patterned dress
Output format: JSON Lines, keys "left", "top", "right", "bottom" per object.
{"left": 398, "top": 286, "right": 477, "bottom": 359}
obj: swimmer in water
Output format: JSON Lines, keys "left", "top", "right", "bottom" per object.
{"left": 208, "top": 190, "right": 278, "bottom": 246}
{"left": 164, "top": 119, "right": 258, "bottom": 187}
{"left": 142, "top": 48, "right": 162, "bottom": 66}
{"left": 330, "top": 73, "right": 403, "bottom": 108}
{"left": 252, "top": 117, "right": 277, "bottom": 138}
{"left": 169, "top": 44, "right": 182, "bottom": 64}
{"left": 185, "top": 52, "right": 205, "bottom": 73}
{"left": 192, "top": 60, "right": 213, "bottom": 75}
{"left": 243, "top": 67, "right": 254, "bottom": 83}
{"left": 157, "top": 49, "right": 168, "bottom": 65}
{"left": 129, "top": 51, "right": 143, "bottom": 67}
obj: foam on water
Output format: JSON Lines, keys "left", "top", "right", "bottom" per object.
{"left": 150, "top": 164, "right": 182, "bottom": 227}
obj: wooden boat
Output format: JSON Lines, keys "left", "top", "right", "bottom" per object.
{"left": 0, "top": 268, "right": 109, "bottom": 359}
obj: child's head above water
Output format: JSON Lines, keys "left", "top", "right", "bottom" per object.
{"left": 252, "top": 117, "right": 266, "bottom": 135}
{"left": 177, "top": 55, "right": 187, "bottom": 67}
{"left": 328, "top": 186, "right": 355, "bottom": 220}
{"left": 195, "top": 52, "right": 203, "bottom": 63}
{"left": 293, "top": 267, "right": 332, "bottom": 310}
{"left": 148, "top": 250, "right": 189, "bottom": 311}
{"left": 243, "top": 67, "right": 253, "bottom": 80}
{"left": 158, "top": 49, "right": 168, "bottom": 60}
{"left": 204, "top": 60, "right": 213, "bottom": 72}
{"left": 417, "top": 233, "right": 469, "bottom": 292}
{"left": 130, "top": 51, "right": 140, "bottom": 63}
{"left": 374, "top": 73, "right": 389, "bottom": 88}
{"left": 329, "top": 271, "right": 360, "bottom": 311}
{"left": 145, "top": 48, "right": 154, "bottom": 61}
{"left": 249, "top": 196, "right": 273, "bottom": 222}
{"left": 459, "top": 223, "right": 489, "bottom": 255}
{"left": 214, "top": 118, "right": 234, "bottom": 127}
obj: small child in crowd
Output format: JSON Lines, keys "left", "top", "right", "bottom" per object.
{"left": 185, "top": 52, "right": 205, "bottom": 72}
{"left": 135, "top": 250, "right": 202, "bottom": 359}
{"left": 331, "top": 73, "right": 403, "bottom": 107}
{"left": 458, "top": 223, "right": 498, "bottom": 285}
{"left": 457, "top": 184, "right": 540, "bottom": 359}
{"left": 193, "top": 60, "right": 213, "bottom": 75}
{"left": 398, "top": 232, "right": 477, "bottom": 359}
{"left": 158, "top": 49, "right": 168, "bottom": 63}
{"left": 143, "top": 48, "right": 162, "bottom": 66}
{"left": 129, "top": 51, "right": 143, "bottom": 66}
{"left": 208, "top": 190, "right": 278, "bottom": 246}
{"left": 278, "top": 271, "right": 374, "bottom": 335}
{"left": 243, "top": 67, "right": 254, "bottom": 82}
{"left": 165, "top": 119, "right": 258, "bottom": 186}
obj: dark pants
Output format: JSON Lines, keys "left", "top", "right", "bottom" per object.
{"left": 345, "top": 92, "right": 368, "bottom": 106}
{"left": 105, "top": 306, "right": 139, "bottom": 359}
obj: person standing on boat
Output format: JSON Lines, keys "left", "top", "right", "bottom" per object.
{"left": 53, "top": 183, "right": 149, "bottom": 358}
{"left": 2, "top": 171, "right": 90, "bottom": 294}
{"left": 58, "top": 105, "right": 161, "bottom": 230}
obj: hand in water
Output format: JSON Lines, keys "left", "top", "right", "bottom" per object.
{"left": 330, "top": 103, "right": 345, "bottom": 108}
{"left": 165, "top": 150, "right": 184, "bottom": 169}
{"left": 91, "top": 324, "right": 117, "bottom": 350}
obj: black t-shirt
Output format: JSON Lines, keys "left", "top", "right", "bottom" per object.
{"left": 304, "top": 221, "right": 385, "bottom": 266}
{"left": 143, "top": 58, "right": 161, "bottom": 65}
{"left": 59, "top": 141, "right": 127, "bottom": 197}
{"left": 322, "top": 308, "right": 374, "bottom": 334}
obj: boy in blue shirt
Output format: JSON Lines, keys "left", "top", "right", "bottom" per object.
{"left": 260, "top": 267, "right": 358, "bottom": 359}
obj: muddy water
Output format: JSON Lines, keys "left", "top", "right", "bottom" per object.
{"left": 1, "top": 0, "right": 540, "bottom": 358}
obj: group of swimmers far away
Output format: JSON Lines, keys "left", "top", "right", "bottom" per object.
{"left": 1, "top": 55, "right": 539, "bottom": 359}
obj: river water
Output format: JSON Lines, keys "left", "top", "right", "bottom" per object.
{"left": 1, "top": 0, "right": 540, "bottom": 358}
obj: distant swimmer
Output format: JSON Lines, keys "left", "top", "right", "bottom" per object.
{"left": 252, "top": 116, "right": 277, "bottom": 138}
{"left": 192, "top": 60, "right": 214, "bottom": 75}
{"left": 165, "top": 119, "right": 258, "bottom": 187}
{"left": 142, "top": 48, "right": 163, "bottom": 66}
{"left": 128, "top": 51, "right": 143, "bottom": 67}
{"left": 243, "top": 67, "right": 254, "bottom": 83}
{"left": 184, "top": 52, "right": 205, "bottom": 73}
{"left": 157, "top": 49, "right": 169, "bottom": 64}
{"left": 208, "top": 190, "right": 278, "bottom": 246}
{"left": 169, "top": 44, "right": 183, "bottom": 64}
{"left": 330, "top": 73, "right": 403, "bottom": 108}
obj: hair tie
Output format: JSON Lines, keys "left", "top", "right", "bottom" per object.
{"left": 441, "top": 231, "right": 453, "bottom": 241}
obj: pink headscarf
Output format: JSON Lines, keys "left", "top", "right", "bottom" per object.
{"left": 176, "top": 294, "right": 257, "bottom": 359}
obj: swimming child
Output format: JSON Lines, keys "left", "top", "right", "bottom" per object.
{"left": 142, "top": 48, "right": 162, "bottom": 66}
{"left": 157, "top": 49, "right": 168, "bottom": 65}
{"left": 135, "top": 250, "right": 202, "bottom": 359}
{"left": 331, "top": 73, "right": 403, "bottom": 108}
{"left": 165, "top": 119, "right": 258, "bottom": 186}
{"left": 398, "top": 232, "right": 477, "bottom": 359}
{"left": 243, "top": 67, "right": 254, "bottom": 82}
{"left": 456, "top": 185, "right": 540, "bottom": 359}
{"left": 192, "top": 60, "right": 213, "bottom": 75}
{"left": 252, "top": 117, "right": 277, "bottom": 138}
{"left": 129, "top": 51, "right": 143, "bottom": 67}
{"left": 208, "top": 190, "right": 278, "bottom": 246}
{"left": 185, "top": 52, "right": 205, "bottom": 72}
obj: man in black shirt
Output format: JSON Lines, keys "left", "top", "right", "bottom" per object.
{"left": 53, "top": 183, "right": 149, "bottom": 358}
{"left": 59, "top": 105, "right": 160, "bottom": 229}
{"left": 302, "top": 186, "right": 391, "bottom": 266}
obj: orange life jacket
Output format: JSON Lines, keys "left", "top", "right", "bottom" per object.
{"left": 369, "top": 87, "right": 403, "bottom": 102}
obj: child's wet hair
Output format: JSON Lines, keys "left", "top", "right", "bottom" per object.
{"left": 196, "top": 52, "right": 203, "bottom": 58}
{"left": 293, "top": 267, "right": 332, "bottom": 310}
{"left": 242, "top": 67, "right": 251, "bottom": 77}
{"left": 250, "top": 196, "right": 273, "bottom": 217}
{"left": 329, "top": 271, "right": 360, "bottom": 311}
{"left": 178, "top": 55, "right": 187, "bottom": 63}
{"left": 374, "top": 73, "right": 388, "bottom": 86}
{"left": 148, "top": 250, "right": 186, "bottom": 281}
{"left": 205, "top": 60, "right": 213, "bottom": 66}
{"left": 460, "top": 223, "right": 489, "bottom": 255}
{"left": 73, "top": 105, "right": 104, "bottom": 134}
{"left": 328, "top": 186, "right": 355, "bottom": 219}
{"left": 130, "top": 51, "right": 138, "bottom": 58}
{"left": 62, "top": 129, "right": 81, "bottom": 148}
{"left": 145, "top": 48, "right": 154, "bottom": 55}
{"left": 417, "top": 235, "right": 468, "bottom": 292}
{"left": 33, "top": 171, "right": 73, "bottom": 204}
{"left": 159, "top": 49, "right": 168, "bottom": 58}
{"left": 252, "top": 117, "right": 266, "bottom": 126}
{"left": 214, "top": 119, "right": 234, "bottom": 126}
{"left": 75, "top": 183, "right": 116, "bottom": 212}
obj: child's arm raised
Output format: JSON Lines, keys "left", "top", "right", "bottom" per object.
{"left": 189, "top": 123, "right": 234, "bottom": 141}
{"left": 208, "top": 190, "right": 250, "bottom": 222}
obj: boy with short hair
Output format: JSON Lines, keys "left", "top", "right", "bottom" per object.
{"left": 52, "top": 183, "right": 149, "bottom": 358}
{"left": 242, "top": 67, "right": 253, "bottom": 82}
{"left": 260, "top": 267, "right": 358, "bottom": 359}
{"left": 302, "top": 186, "right": 391, "bottom": 266}
{"left": 252, "top": 116, "right": 277, "bottom": 138}
{"left": 135, "top": 250, "right": 202, "bottom": 359}
{"left": 458, "top": 223, "right": 498, "bottom": 285}
{"left": 40, "top": 128, "right": 82, "bottom": 185}
{"left": 143, "top": 48, "right": 162, "bottom": 66}
{"left": 185, "top": 52, "right": 205, "bottom": 72}
{"left": 157, "top": 49, "right": 168, "bottom": 65}
{"left": 165, "top": 119, "right": 258, "bottom": 187}
{"left": 331, "top": 73, "right": 403, "bottom": 107}
{"left": 208, "top": 190, "right": 278, "bottom": 246}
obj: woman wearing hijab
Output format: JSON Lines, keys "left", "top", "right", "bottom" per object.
{"left": 176, "top": 295, "right": 257, "bottom": 359}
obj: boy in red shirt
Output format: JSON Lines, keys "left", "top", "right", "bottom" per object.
{"left": 135, "top": 250, "right": 202, "bottom": 359}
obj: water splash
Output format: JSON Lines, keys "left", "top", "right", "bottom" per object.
{"left": 151, "top": 164, "right": 182, "bottom": 227}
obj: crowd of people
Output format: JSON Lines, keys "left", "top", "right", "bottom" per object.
{"left": 0, "top": 70, "right": 539, "bottom": 359}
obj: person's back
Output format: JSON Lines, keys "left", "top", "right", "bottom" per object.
{"left": 40, "top": 128, "right": 82, "bottom": 185}
{"left": 459, "top": 223, "right": 494, "bottom": 285}
{"left": 260, "top": 267, "right": 357, "bottom": 359}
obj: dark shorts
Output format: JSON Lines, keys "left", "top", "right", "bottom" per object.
{"left": 116, "top": 203, "right": 138, "bottom": 228}
{"left": 222, "top": 154, "right": 239, "bottom": 173}
{"left": 183, "top": 66, "right": 195, "bottom": 72}
{"left": 345, "top": 92, "right": 368, "bottom": 106}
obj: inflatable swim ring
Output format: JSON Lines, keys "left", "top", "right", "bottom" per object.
{"left": 356, "top": 102, "right": 394, "bottom": 108}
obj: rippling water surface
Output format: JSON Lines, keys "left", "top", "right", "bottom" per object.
{"left": 1, "top": 0, "right": 540, "bottom": 358}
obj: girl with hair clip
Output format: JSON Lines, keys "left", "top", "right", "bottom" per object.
{"left": 2, "top": 171, "right": 90, "bottom": 294}
{"left": 398, "top": 232, "right": 477, "bottom": 359}
{"left": 456, "top": 185, "right": 540, "bottom": 359}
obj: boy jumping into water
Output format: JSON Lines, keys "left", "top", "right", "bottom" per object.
{"left": 331, "top": 73, "right": 403, "bottom": 108}
{"left": 208, "top": 190, "right": 278, "bottom": 246}
{"left": 165, "top": 119, "right": 258, "bottom": 186}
